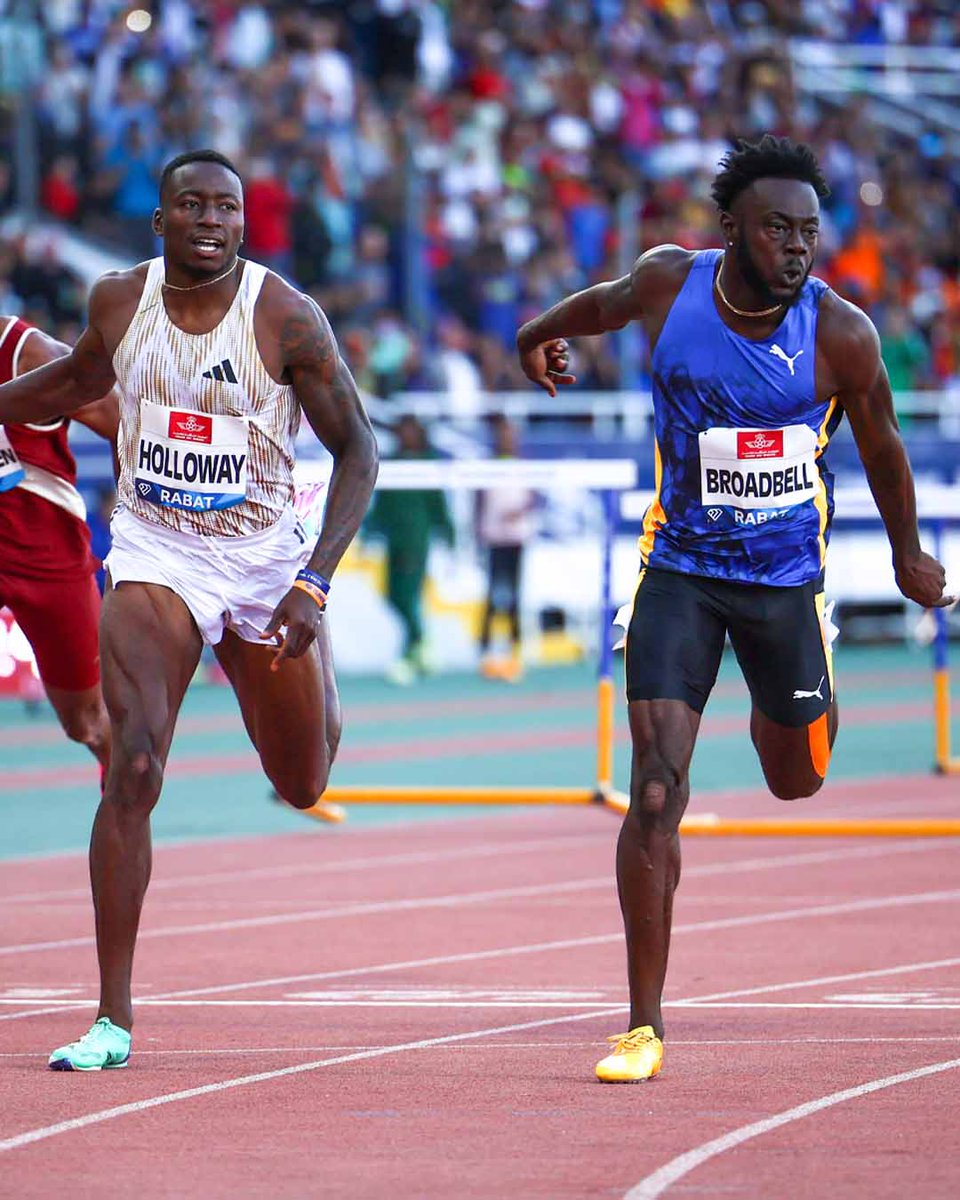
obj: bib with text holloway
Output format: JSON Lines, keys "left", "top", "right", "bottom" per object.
{"left": 134, "top": 402, "right": 249, "bottom": 512}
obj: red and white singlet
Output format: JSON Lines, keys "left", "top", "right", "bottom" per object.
{"left": 0, "top": 316, "right": 96, "bottom": 580}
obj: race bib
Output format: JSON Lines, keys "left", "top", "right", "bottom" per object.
{"left": 698, "top": 425, "right": 818, "bottom": 511}
{"left": 134, "top": 402, "right": 248, "bottom": 512}
{"left": 0, "top": 427, "right": 25, "bottom": 493}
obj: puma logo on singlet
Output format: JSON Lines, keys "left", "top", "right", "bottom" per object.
{"left": 793, "top": 675, "right": 825, "bottom": 701}
{"left": 769, "top": 345, "right": 804, "bottom": 376}
{"left": 202, "top": 359, "right": 238, "bottom": 384}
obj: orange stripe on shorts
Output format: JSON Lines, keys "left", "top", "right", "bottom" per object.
{"left": 808, "top": 712, "right": 831, "bottom": 778}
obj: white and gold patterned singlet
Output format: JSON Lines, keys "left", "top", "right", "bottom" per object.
{"left": 112, "top": 257, "right": 300, "bottom": 537}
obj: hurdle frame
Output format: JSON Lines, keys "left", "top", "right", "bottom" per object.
{"left": 931, "top": 519, "right": 960, "bottom": 775}
{"left": 300, "top": 461, "right": 959, "bottom": 834}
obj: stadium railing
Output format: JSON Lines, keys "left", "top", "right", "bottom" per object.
{"left": 391, "top": 389, "right": 960, "bottom": 440}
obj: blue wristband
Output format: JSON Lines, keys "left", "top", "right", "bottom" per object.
{"left": 296, "top": 568, "right": 331, "bottom": 596}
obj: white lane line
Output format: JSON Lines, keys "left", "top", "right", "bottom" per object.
{"left": 0, "top": 833, "right": 608, "bottom": 905}
{"left": 674, "top": 888, "right": 960, "bottom": 935}
{"left": 672, "top": 957, "right": 960, "bottom": 1006}
{"left": 6, "top": 840, "right": 953, "bottom": 957}
{"left": 0, "top": 1006, "right": 624, "bottom": 1155}
{"left": 0, "top": 931, "right": 630, "bottom": 1022}
{"left": 2, "top": 999, "right": 622, "bottom": 1009}
{"left": 5, "top": 997, "right": 960, "bottom": 1155}
{"left": 2, "top": 844, "right": 955, "bottom": 1024}
{"left": 623, "top": 1057, "right": 960, "bottom": 1200}
{"left": 2, "top": 827, "right": 945, "bottom": 907}
{"left": 156, "top": 935, "right": 625, "bottom": 1000}
{"left": 5, "top": 1036, "right": 960, "bottom": 1060}
{"left": 670, "top": 1001, "right": 960, "bottom": 1011}
{"left": 5, "top": 889, "right": 959, "bottom": 1026}
{"left": 5, "top": 886, "right": 960, "bottom": 1022}
{"left": 679, "top": 839, "right": 955, "bottom": 878}
{"left": 0, "top": 1047, "right": 383, "bottom": 1057}
{"left": 0, "top": 877, "right": 613, "bottom": 956}
{"left": 7, "top": 997, "right": 960, "bottom": 1012}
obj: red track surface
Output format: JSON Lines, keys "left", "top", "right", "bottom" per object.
{"left": 2, "top": 788, "right": 960, "bottom": 1198}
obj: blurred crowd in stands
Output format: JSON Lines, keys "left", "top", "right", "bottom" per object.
{"left": 1, "top": 0, "right": 959, "bottom": 419}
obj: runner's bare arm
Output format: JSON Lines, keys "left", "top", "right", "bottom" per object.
{"left": 516, "top": 245, "right": 692, "bottom": 396}
{"left": 69, "top": 392, "right": 122, "bottom": 442}
{"left": 281, "top": 293, "right": 379, "bottom": 578}
{"left": 0, "top": 281, "right": 118, "bottom": 424}
{"left": 826, "top": 297, "right": 952, "bottom": 608}
{"left": 17, "top": 328, "right": 120, "bottom": 441}
{"left": 259, "top": 289, "right": 379, "bottom": 668}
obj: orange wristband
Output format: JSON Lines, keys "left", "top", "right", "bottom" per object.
{"left": 292, "top": 579, "right": 328, "bottom": 610}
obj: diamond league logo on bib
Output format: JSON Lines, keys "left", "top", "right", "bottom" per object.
{"left": 135, "top": 402, "right": 248, "bottom": 511}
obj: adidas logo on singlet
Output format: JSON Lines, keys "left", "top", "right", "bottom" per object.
{"left": 202, "top": 359, "right": 238, "bottom": 384}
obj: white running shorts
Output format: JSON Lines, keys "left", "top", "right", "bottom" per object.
{"left": 105, "top": 504, "right": 312, "bottom": 645}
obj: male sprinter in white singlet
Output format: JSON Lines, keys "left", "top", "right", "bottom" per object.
{"left": 517, "top": 136, "right": 952, "bottom": 1084}
{"left": 0, "top": 150, "right": 378, "bottom": 1071}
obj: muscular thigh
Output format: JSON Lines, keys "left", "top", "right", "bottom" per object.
{"left": 727, "top": 581, "right": 837, "bottom": 793}
{"left": 625, "top": 568, "right": 727, "bottom": 712}
{"left": 214, "top": 620, "right": 340, "bottom": 785}
{"left": 3, "top": 571, "right": 102, "bottom": 691}
{"left": 100, "top": 580, "right": 204, "bottom": 761}
{"left": 726, "top": 580, "right": 833, "bottom": 727}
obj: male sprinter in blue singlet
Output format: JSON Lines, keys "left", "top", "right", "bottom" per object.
{"left": 517, "top": 136, "right": 953, "bottom": 1083}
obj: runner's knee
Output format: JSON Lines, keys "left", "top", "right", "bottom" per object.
{"left": 637, "top": 778, "right": 669, "bottom": 818}
{"left": 60, "top": 704, "right": 107, "bottom": 751}
{"left": 761, "top": 712, "right": 833, "bottom": 801}
{"left": 768, "top": 774, "right": 824, "bottom": 801}
{"left": 629, "top": 764, "right": 686, "bottom": 831}
{"left": 106, "top": 740, "right": 164, "bottom": 809}
{"left": 271, "top": 760, "right": 332, "bottom": 809}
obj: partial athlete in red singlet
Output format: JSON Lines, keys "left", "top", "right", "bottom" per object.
{"left": 0, "top": 314, "right": 118, "bottom": 762}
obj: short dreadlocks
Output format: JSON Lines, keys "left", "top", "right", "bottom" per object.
{"left": 711, "top": 135, "right": 830, "bottom": 212}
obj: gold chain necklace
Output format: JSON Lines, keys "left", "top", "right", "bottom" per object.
{"left": 162, "top": 260, "right": 239, "bottom": 292}
{"left": 715, "top": 259, "right": 782, "bottom": 319}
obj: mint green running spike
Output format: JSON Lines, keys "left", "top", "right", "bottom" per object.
{"left": 48, "top": 1017, "right": 131, "bottom": 1072}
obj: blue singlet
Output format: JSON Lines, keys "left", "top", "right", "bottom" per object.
{"left": 640, "top": 248, "right": 844, "bottom": 587}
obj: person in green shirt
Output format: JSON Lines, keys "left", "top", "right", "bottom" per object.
{"left": 881, "top": 306, "right": 930, "bottom": 426}
{"left": 365, "top": 415, "right": 455, "bottom": 684}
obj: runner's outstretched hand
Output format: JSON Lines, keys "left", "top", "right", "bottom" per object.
{"left": 260, "top": 588, "right": 324, "bottom": 670}
{"left": 518, "top": 338, "right": 576, "bottom": 397}
{"left": 895, "top": 550, "right": 956, "bottom": 609}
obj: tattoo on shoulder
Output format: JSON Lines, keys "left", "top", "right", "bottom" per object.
{"left": 279, "top": 300, "right": 336, "bottom": 373}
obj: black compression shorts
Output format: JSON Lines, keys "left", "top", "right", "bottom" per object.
{"left": 624, "top": 566, "right": 834, "bottom": 727}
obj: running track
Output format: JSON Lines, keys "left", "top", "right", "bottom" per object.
{"left": 3, "top": 788, "right": 960, "bottom": 1199}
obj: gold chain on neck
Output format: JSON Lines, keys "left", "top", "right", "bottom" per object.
{"left": 715, "top": 257, "right": 783, "bottom": 319}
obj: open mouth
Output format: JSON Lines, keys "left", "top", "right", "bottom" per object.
{"left": 192, "top": 239, "right": 224, "bottom": 256}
